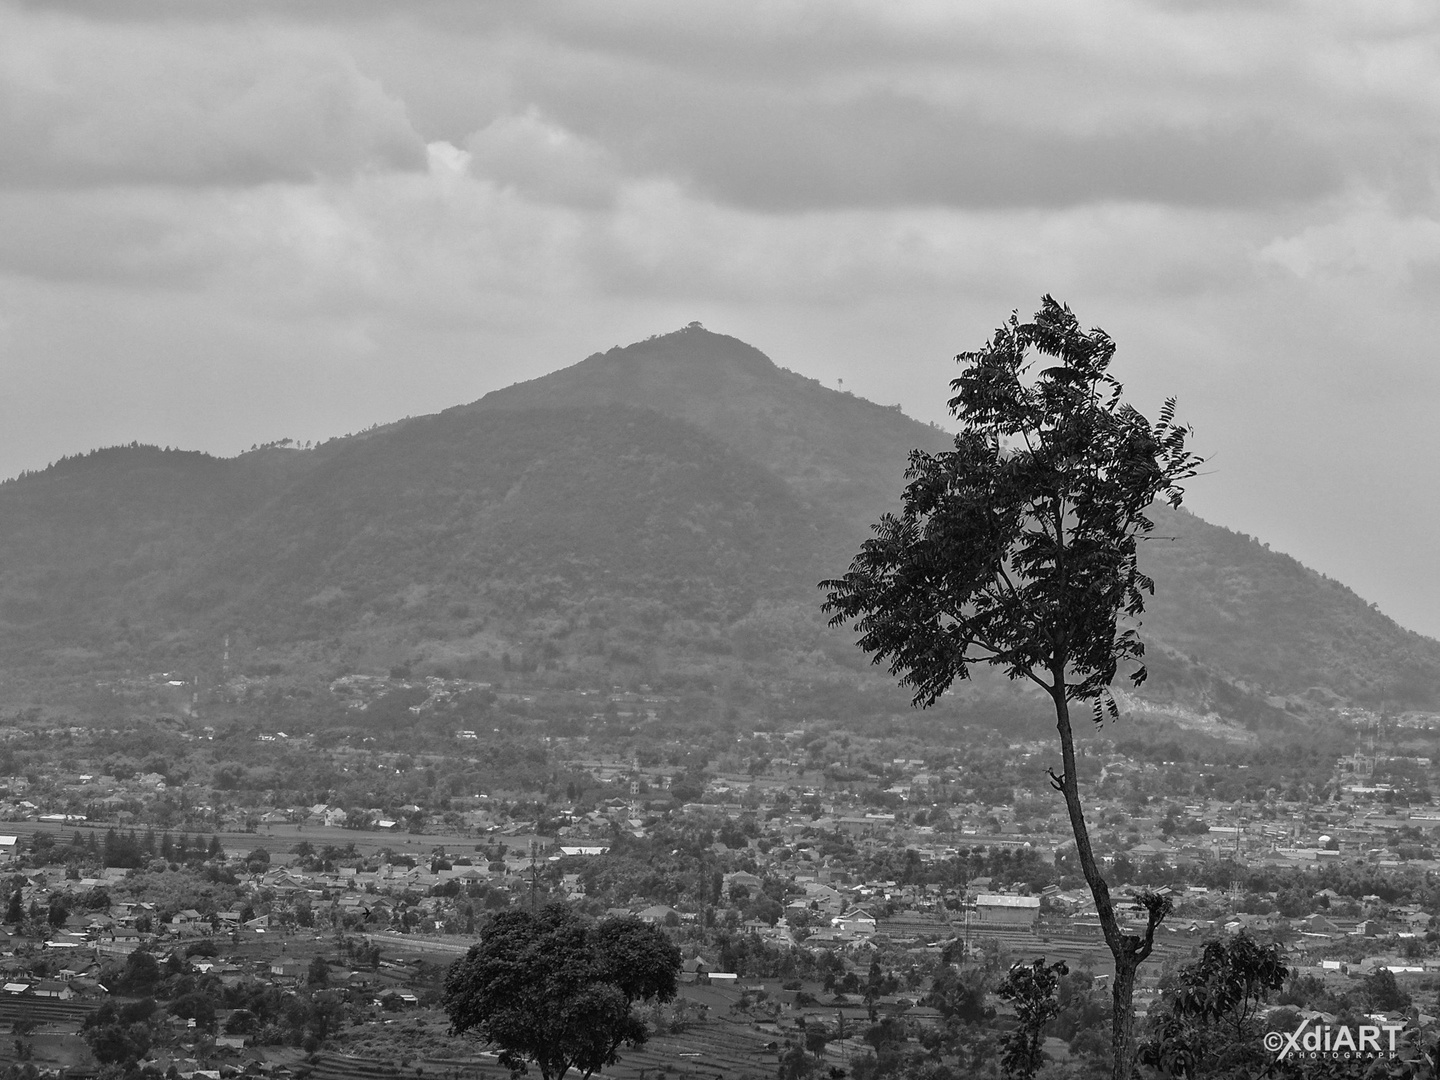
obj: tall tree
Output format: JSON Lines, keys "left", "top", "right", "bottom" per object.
{"left": 442, "top": 903, "right": 680, "bottom": 1080}
{"left": 4, "top": 887, "right": 22, "bottom": 926}
{"left": 823, "top": 297, "right": 1200, "bottom": 1079}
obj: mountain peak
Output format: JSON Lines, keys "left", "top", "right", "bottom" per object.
{"left": 460, "top": 326, "right": 948, "bottom": 523}
{"left": 468, "top": 324, "right": 785, "bottom": 418}
{"left": 597, "top": 322, "right": 776, "bottom": 370}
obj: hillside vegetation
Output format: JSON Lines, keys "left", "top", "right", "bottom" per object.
{"left": 0, "top": 324, "right": 1435, "bottom": 721}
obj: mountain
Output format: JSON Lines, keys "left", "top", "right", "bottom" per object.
{"left": 456, "top": 324, "right": 952, "bottom": 531}
{"left": 0, "top": 324, "right": 1437, "bottom": 722}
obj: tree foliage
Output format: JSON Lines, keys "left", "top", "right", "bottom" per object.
{"left": 996, "top": 959, "right": 1067, "bottom": 1080}
{"left": 1138, "top": 932, "right": 1287, "bottom": 1078}
{"left": 442, "top": 903, "right": 681, "bottom": 1080}
{"left": 822, "top": 297, "right": 1200, "bottom": 1080}
{"left": 927, "top": 965, "right": 994, "bottom": 1025}
{"left": 822, "top": 296, "right": 1199, "bottom": 713}
{"left": 1362, "top": 967, "right": 1411, "bottom": 1014}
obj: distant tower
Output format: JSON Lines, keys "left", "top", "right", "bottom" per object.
{"left": 223, "top": 634, "right": 230, "bottom": 676}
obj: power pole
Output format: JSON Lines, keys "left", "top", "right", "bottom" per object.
{"left": 529, "top": 840, "right": 541, "bottom": 910}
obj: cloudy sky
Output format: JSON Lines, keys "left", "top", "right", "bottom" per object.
{"left": 3, "top": 1, "right": 1439, "bottom": 637}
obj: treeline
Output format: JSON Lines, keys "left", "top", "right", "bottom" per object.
{"left": 30, "top": 827, "right": 223, "bottom": 870}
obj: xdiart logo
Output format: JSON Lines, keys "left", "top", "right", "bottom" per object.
{"left": 1263, "top": 1016, "right": 1405, "bottom": 1061}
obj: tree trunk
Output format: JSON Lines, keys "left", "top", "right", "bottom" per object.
{"left": 1111, "top": 954, "right": 1137, "bottom": 1080}
{"left": 1049, "top": 685, "right": 1145, "bottom": 1080}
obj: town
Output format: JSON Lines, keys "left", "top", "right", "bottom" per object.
{"left": 0, "top": 672, "right": 1435, "bottom": 1078}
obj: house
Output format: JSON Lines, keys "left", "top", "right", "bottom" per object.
{"left": 832, "top": 908, "right": 877, "bottom": 936}
{"left": 724, "top": 871, "right": 764, "bottom": 892}
{"left": 1401, "top": 911, "right": 1432, "bottom": 931}
{"left": 171, "top": 909, "right": 204, "bottom": 931}
{"left": 1298, "top": 913, "right": 1341, "bottom": 935}
{"left": 680, "top": 956, "right": 711, "bottom": 984}
{"left": 803, "top": 883, "right": 846, "bottom": 916}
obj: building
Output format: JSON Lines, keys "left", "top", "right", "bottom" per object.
{"left": 974, "top": 894, "right": 1041, "bottom": 928}
{"left": 832, "top": 908, "right": 877, "bottom": 936}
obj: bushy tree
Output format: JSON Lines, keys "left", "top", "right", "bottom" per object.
{"left": 823, "top": 297, "right": 1199, "bottom": 1079}
{"left": 113, "top": 950, "right": 161, "bottom": 997}
{"left": 442, "top": 903, "right": 680, "bottom": 1080}
{"left": 1138, "top": 932, "right": 1287, "bottom": 1078}
{"left": 1363, "top": 967, "right": 1410, "bottom": 1013}
{"left": 778, "top": 1042, "right": 815, "bottom": 1080}
{"left": 82, "top": 1022, "right": 151, "bottom": 1067}
{"left": 927, "top": 966, "right": 993, "bottom": 1024}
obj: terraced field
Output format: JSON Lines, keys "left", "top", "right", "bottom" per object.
{"left": 0, "top": 995, "right": 98, "bottom": 1028}
{"left": 599, "top": 1018, "right": 781, "bottom": 1079}
{"left": 303, "top": 1011, "right": 784, "bottom": 1080}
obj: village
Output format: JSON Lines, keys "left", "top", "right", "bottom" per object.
{"left": 0, "top": 694, "right": 1433, "bottom": 1077}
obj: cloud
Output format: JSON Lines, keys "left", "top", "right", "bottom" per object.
{"left": 457, "top": 1, "right": 1438, "bottom": 213}
{"left": 1259, "top": 200, "right": 1440, "bottom": 287}
{"left": 464, "top": 111, "right": 623, "bottom": 208}
{"left": 572, "top": 89, "right": 1341, "bottom": 211}
{"left": 2, "top": 0, "right": 1440, "bottom": 641}
{"left": 12, "top": 1, "right": 1431, "bottom": 214}
{"left": 0, "top": 7, "right": 427, "bottom": 188}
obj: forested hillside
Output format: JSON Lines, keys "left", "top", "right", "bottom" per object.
{"left": 1142, "top": 502, "right": 1440, "bottom": 706}
{"left": 0, "top": 324, "right": 1435, "bottom": 721}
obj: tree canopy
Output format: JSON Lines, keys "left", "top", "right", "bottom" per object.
{"left": 1138, "top": 932, "right": 1287, "bottom": 1078}
{"left": 822, "top": 295, "right": 1199, "bottom": 714}
{"left": 442, "top": 903, "right": 681, "bottom": 1080}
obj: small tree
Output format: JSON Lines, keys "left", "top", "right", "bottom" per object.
{"left": 442, "top": 903, "right": 680, "bottom": 1080}
{"left": 927, "top": 965, "right": 994, "bottom": 1025}
{"left": 823, "top": 297, "right": 1200, "bottom": 1080}
{"left": 778, "top": 1042, "right": 815, "bottom": 1080}
{"left": 996, "top": 959, "right": 1067, "bottom": 1080}
{"left": 805, "top": 1024, "right": 830, "bottom": 1060}
{"left": 1364, "top": 967, "right": 1411, "bottom": 1014}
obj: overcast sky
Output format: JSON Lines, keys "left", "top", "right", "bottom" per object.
{"left": 3, "top": 1, "right": 1438, "bottom": 637}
